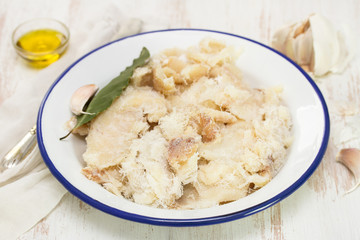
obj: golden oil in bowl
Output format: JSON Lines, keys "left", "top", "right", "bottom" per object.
{"left": 16, "top": 29, "right": 66, "bottom": 64}
{"left": 12, "top": 18, "right": 70, "bottom": 68}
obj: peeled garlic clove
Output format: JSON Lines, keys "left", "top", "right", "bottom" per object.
{"left": 331, "top": 25, "right": 356, "bottom": 73}
{"left": 271, "top": 13, "right": 354, "bottom": 77}
{"left": 309, "top": 14, "right": 340, "bottom": 76}
{"left": 336, "top": 148, "right": 360, "bottom": 193}
{"left": 271, "top": 23, "right": 294, "bottom": 54}
{"left": 70, "top": 84, "right": 98, "bottom": 115}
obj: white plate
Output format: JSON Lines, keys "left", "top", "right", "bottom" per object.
{"left": 37, "top": 29, "right": 330, "bottom": 226}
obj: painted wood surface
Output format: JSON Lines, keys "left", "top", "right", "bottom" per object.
{"left": 1, "top": 0, "right": 359, "bottom": 239}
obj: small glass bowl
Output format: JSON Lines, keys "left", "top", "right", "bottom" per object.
{"left": 12, "top": 18, "right": 70, "bottom": 68}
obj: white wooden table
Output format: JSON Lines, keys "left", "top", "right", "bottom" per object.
{"left": 1, "top": 0, "right": 360, "bottom": 239}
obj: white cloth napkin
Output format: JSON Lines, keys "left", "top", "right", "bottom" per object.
{"left": 0, "top": 4, "right": 159, "bottom": 240}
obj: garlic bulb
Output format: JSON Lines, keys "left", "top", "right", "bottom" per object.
{"left": 70, "top": 84, "right": 98, "bottom": 115}
{"left": 336, "top": 148, "right": 360, "bottom": 193}
{"left": 271, "top": 13, "right": 355, "bottom": 77}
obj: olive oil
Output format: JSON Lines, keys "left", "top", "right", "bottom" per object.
{"left": 16, "top": 29, "right": 67, "bottom": 67}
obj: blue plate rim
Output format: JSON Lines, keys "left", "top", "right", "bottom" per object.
{"left": 37, "top": 28, "right": 330, "bottom": 227}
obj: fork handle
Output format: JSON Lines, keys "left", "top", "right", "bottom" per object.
{"left": 0, "top": 125, "right": 37, "bottom": 172}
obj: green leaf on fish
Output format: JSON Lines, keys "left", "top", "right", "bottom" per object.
{"left": 60, "top": 47, "right": 150, "bottom": 140}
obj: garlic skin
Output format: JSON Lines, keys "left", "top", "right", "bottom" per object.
{"left": 70, "top": 84, "right": 98, "bottom": 115}
{"left": 336, "top": 148, "right": 360, "bottom": 193}
{"left": 271, "top": 13, "right": 355, "bottom": 77}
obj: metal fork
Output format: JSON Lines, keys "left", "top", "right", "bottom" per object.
{"left": 0, "top": 125, "right": 37, "bottom": 172}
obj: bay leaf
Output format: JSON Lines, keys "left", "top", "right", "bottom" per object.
{"left": 60, "top": 47, "right": 150, "bottom": 140}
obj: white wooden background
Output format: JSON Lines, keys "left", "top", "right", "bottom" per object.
{"left": 1, "top": 0, "right": 360, "bottom": 239}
